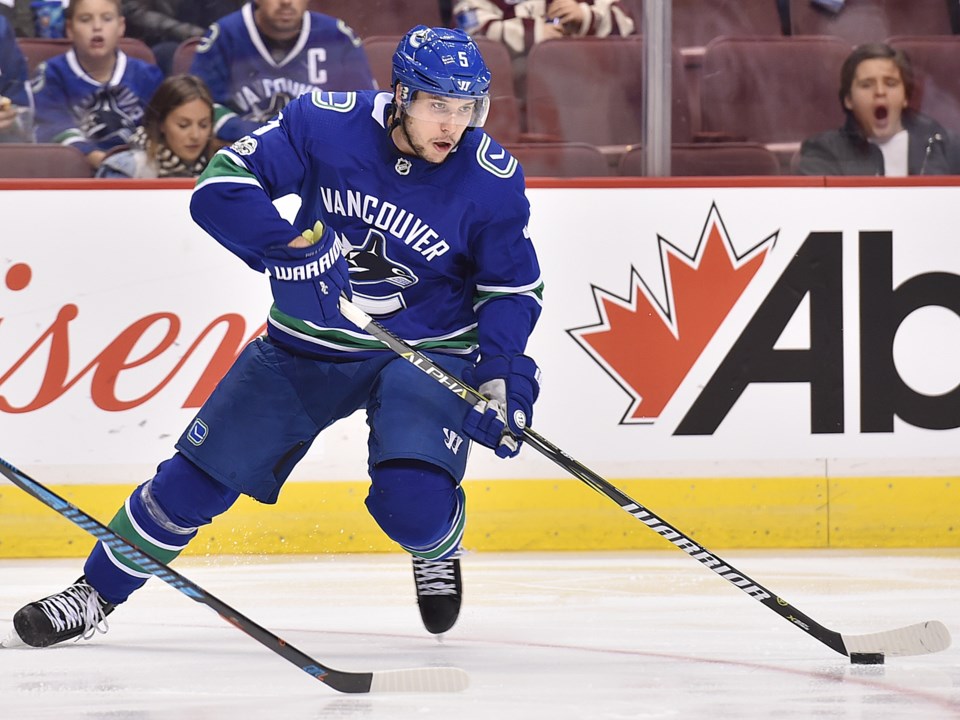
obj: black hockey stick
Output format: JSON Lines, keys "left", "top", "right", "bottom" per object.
{"left": 339, "top": 297, "right": 952, "bottom": 660}
{"left": 0, "top": 457, "right": 468, "bottom": 693}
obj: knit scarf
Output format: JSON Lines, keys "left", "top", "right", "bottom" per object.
{"left": 130, "top": 127, "right": 209, "bottom": 178}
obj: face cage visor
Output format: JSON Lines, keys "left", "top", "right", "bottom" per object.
{"left": 397, "top": 86, "right": 490, "bottom": 128}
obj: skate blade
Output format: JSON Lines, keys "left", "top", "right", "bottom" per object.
{"left": 0, "top": 626, "right": 27, "bottom": 648}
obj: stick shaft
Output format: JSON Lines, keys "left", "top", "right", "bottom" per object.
{"left": 0, "top": 457, "right": 368, "bottom": 692}
{"left": 339, "top": 298, "right": 854, "bottom": 656}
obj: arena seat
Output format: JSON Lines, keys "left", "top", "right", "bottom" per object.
{"left": 363, "top": 34, "right": 522, "bottom": 143}
{"left": 503, "top": 142, "right": 610, "bottom": 177}
{"left": 0, "top": 144, "right": 93, "bottom": 178}
{"left": 888, "top": 35, "right": 960, "bottom": 135}
{"left": 17, "top": 37, "right": 157, "bottom": 75}
{"left": 699, "top": 36, "right": 850, "bottom": 146}
{"left": 618, "top": 143, "right": 781, "bottom": 176}
{"left": 307, "top": 0, "right": 444, "bottom": 39}
{"left": 790, "top": 0, "right": 953, "bottom": 45}
{"left": 672, "top": 0, "right": 785, "bottom": 50}
{"left": 171, "top": 36, "right": 203, "bottom": 76}
{"left": 525, "top": 36, "right": 692, "bottom": 147}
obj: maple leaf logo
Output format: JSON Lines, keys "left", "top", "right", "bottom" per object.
{"left": 568, "top": 204, "right": 777, "bottom": 424}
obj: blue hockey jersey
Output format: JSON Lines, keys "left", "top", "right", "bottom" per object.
{"left": 190, "top": 4, "right": 376, "bottom": 142}
{"left": 31, "top": 50, "right": 163, "bottom": 155}
{"left": 191, "top": 90, "right": 543, "bottom": 362}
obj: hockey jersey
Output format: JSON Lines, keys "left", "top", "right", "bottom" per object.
{"left": 31, "top": 50, "right": 163, "bottom": 155}
{"left": 190, "top": 4, "right": 376, "bottom": 142}
{"left": 191, "top": 90, "right": 543, "bottom": 362}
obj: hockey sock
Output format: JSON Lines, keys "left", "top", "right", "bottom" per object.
{"left": 366, "top": 460, "right": 465, "bottom": 560}
{"left": 84, "top": 454, "right": 239, "bottom": 604}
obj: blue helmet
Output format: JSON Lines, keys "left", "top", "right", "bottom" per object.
{"left": 391, "top": 25, "right": 491, "bottom": 128}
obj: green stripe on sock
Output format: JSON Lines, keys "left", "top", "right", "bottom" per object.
{"left": 409, "top": 490, "right": 466, "bottom": 560}
{"left": 107, "top": 505, "right": 185, "bottom": 574}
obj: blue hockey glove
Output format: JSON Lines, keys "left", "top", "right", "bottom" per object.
{"left": 462, "top": 355, "right": 540, "bottom": 459}
{"left": 264, "top": 220, "right": 351, "bottom": 325}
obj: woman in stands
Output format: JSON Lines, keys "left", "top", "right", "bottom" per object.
{"left": 798, "top": 43, "right": 956, "bottom": 176}
{"left": 97, "top": 73, "right": 214, "bottom": 178}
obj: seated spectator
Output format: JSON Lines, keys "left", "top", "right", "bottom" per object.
{"left": 453, "top": 0, "right": 635, "bottom": 102}
{"left": 798, "top": 43, "right": 954, "bottom": 176}
{"left": 97, "top": 73, "right": 214, "bottom": 177}
{"left": 0, "top": 13, "right": 34, "bottom": 141}
{"left": 31, "top": 0, "right": 164, "bottom": 169}
{"left": 121, "top": 1, "right": 245, "bottom": 75}
{"left": 190, "top": 0, "right": 376, "bottom": 142}
{"left": 453, "top": 0, "right": 636, "bottom": 60}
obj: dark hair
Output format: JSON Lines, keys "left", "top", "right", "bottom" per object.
{"left": 143, "top": 74, "right": 214, "bottom": 157}
{"left": 838, "top": 43, "right": 914, "bottom": 110}
{"left": 65, "top": 0, "right": 124, "bottom": 21}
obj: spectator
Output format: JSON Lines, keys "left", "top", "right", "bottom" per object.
{"left": 190, "top": 0, "right": 376, "bottom": 143}
{"left": 797, "top": 43, "right": 954, "bottom": 176}
{"left": 31, "top": 0, "right": 164, "bottom": 169}
{"left": 0, "top": 13, "right": 34, "bottom": 141}
{"left": 453, "top": 0, "right": 635, "bottom": 102}
{"left": 96, "top": 73, "right": 214, "bottom": 177}
{"left": 453, "top": 0, "right": 636, "bottom": 60}
{"left": 121, "top": 1, "right": 245, "bottom": 75}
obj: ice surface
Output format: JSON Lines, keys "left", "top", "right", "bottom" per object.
{"left": 0, "top": 550, "right": 957, "bottom": 719}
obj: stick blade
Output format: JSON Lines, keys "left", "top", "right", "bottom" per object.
{"left": 369, "top": 666, "right": 469, "bottom": 693}
{"left": 843, "top": 620, "right": 951, "bottom": 657}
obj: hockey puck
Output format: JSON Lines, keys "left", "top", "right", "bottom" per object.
{"left": 849, "top": 652, "right": 885, "bottom": 665}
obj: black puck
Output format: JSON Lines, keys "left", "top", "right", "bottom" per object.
{"left": 849, "top": 652, "right": 885, "bottom": 665}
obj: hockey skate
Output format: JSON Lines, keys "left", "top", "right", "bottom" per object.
{"left": 2, "top": 576, "right": 114, "bottom": 648}
{"left": 412, "top": 556, "right": 462, "bottom": 634}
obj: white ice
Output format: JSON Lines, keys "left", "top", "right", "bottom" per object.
{"left": 1, "top": 550, "right": 958, "bottom": 719}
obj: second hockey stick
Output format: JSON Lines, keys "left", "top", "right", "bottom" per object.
{"left": 339, "top": 297, "right": 951, "bottom": 660}
{"left": 0, "top": 457, "right": 468, "bottom": 694}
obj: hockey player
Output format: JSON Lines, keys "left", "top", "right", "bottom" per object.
{"left": 31, "top": 0, "right": 164, "bottom": 169}
{"left": 190, "top": 0, "right": 376, "bottom": 143}
{"left": 4, "top": 25, "right": 542, "bottom": 648}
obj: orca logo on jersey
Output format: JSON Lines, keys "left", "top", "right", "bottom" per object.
{"left": 345, "top": 230, "right": 419, "bottom": 317}
{"left": 231, "top": 136, "right": 257, "bottom": 156}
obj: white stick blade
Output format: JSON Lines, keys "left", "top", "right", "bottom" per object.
{"left": 369, "top": 667, "right": 469, "bottom": 693}
{"left": 843, "top": 620, "right": 951, "bottom": 657}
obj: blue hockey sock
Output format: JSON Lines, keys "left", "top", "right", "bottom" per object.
{"left": 84, "top": 453, "right": 240, "bottom": 604}
{"left": 366, "top": 460, "right": 465, "bottom": 560}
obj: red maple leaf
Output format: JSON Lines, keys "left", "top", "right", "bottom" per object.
{"left": 569, "top": 204, "right": 776, "bottom": 423}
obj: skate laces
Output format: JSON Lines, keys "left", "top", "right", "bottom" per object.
{"left": 412, "top": 558, "right": 457, "bottom": 596}
{"left": 35, "top": 581, "right": 110, "bottom": 641}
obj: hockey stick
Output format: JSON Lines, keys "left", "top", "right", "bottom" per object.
{"left": 0, "top": 457, "right": 468, "bottom": 694}
{"left": 339, "top": 297, "right": 951, "bottom": 660}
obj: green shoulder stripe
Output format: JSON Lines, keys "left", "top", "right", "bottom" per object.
{"left": 197, "top": 152, "right": 257, "bottom": 183}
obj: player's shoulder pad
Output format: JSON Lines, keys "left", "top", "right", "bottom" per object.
{"left": 473, "top": 132, "right": 519, "bottom": 180}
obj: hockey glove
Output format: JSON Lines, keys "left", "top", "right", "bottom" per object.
{"left": 264, "top": 220, "right": 351, "bottom": 325}
{"left": 462, "top": 355, "right": 540, "bottom": 459}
